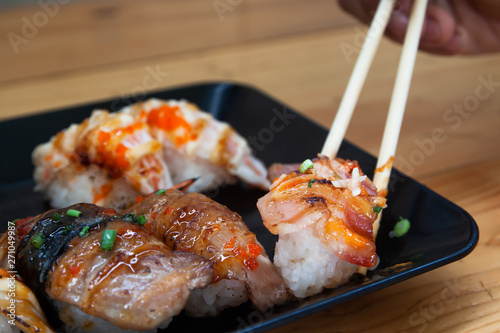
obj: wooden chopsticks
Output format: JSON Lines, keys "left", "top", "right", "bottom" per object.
{"left": 323, "top": 0, "right": 428, "bottom": 205}
{"left": 371, "top": 0, "right": 429, "bottom": 203}
{"left": 371, "top": 0, "right": 429, "bottom": 240}
{"left": 320, "top": 0, "right": 429, "bottom": 273}
{"left": 321, "top": 0, "right": 397, "bottom": 159}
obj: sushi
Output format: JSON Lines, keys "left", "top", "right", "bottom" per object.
{"left": 0, "top": 267, "right": 55, "bottom": 333}
{"left": 1, "top": 203, "right": 214, "bottom": 332}
{"left": 32, "top": 98, "right": 270, "bottom": 210}
{"left": 257, "top": 155, "right": 386, "bottom": 298}
{"left": 125, "top": 188, "right": 291, "bottom": 316}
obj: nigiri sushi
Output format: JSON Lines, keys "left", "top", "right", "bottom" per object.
{"left": 0, "top": 267, "right": 55, "bottom": 333}
{"left": 32, "top": 98, "right": 270, "bottom": 210}
{"left": 125, "top": 188, "right": 291, "bottom": 316}
{"left": 257, "top": 155, "right": 386, "bottom": 298}
{"left": 3, "top": 203, "right": 214, "bottom": 332}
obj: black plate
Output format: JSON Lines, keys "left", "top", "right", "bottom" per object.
{"left": 0, "top": 82, "right": 479, "bottom": 332}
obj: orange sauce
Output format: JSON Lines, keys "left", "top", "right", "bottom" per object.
{"left": 163, "top": 206, "right": 174, "bottom": 215}
{"left": 93, "top": 184, "right": 112, "bottom": 204}
{"left": 69, "top": 265, "right": 80, "bottom": 277}
{"left": 15, "top": 217, "right": 33, "bottom": 239}
{"left": 223, "top": 236, "right": 237, "bottom": 250}
{"left": 95, "top": 122, "right": 145, "bottom": 177}
{"left": 223, "top": 236, "right": 262, "bottom": 270}
{"left": 146, "top": 105, "right": 193, "bottom": 145}
{"left": 375, "top": 156, "right": 394, "bottom": 173}
{"left": 247, "top": 239, "right": 262, "bottom": 257}
{"left": 102, "top": 207, "right": 117, "bottom": 216}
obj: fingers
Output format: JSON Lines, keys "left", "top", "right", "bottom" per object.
{"left": 416, "top": 1, "right": 464, "bottom": 55}
{"left": 474, "top": 0, "right": 500, "bottom": 20}
{"left": 338, "top": 0, "right": 466, "bottom": 55}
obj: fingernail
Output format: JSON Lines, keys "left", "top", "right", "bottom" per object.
{"left": 387, "top": 10, "right": 409, "bottom": 40}
{"left": 421, "top": 16, "right": 441, "bottom": 43}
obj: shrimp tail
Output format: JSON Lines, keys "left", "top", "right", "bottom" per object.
{"left": 171, "top": 177, "right": 199, "bottom": 192}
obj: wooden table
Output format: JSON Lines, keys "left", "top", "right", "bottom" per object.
{"left": 1, "top": 1, "right": 500, "bottom": 332}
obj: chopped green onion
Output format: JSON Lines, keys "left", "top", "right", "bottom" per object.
{"left": 391, "top": 217, "right": 411, "bottom": 238}
{"left": 62, "top": 226, "right": 72, "bottom": 235}
{"left": 31, "top": 233, "right": 44, "bottom": 249}
{"left": 137, "top": 215, "right": 147, "bottom": 225}
{"left": 79, "top": 226, "right": 90, "bottom": 238}
{"left": 101, "top": 230, "right": 117, "bottom": 251}
{"left": 67, "top": 209, "right": 81, "bottom": 217}
{"left": 373, "top": 206, "right": 382, "bottom": 213}
{"left": 53, "top": 212, "right": 61, "bottom": 222}
{"left": 299, "top": 159, "right": 314, "bottom": 173}
{"left": 122, "top": 213, "right": 138, "bottom": 223}
{"left": 156, "top": 189, "right": 166, "bottom": 195}
{"left": 308, "top": 179, "right": 316, "bottom": 188}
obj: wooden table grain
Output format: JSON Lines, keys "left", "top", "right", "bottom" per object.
{"left": 1, "top": 1, "right": 500, "bottom": 332}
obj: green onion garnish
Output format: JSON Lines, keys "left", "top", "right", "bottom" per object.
{"left": 31, "top": 233, "right": 44, "bottom": 249}
{"left": 67, "top": 209, "right": 81, "bottom": 217}
{"left": 101, "top": 229, "right": 117, "bottom": 251}
{"left": 137, "top": 215, "right": 147, "bottom": 225}
{"left": 123, "top": 213, "right": 138, "bottom": 223}
{"left": 79, "top": 226, "right": 90, "bottom": 238}
{"left": 308, "top": 179, "right": 315, "bottom": 188}
{"left": 62, "top": 226, "right": 71, "bottom": 235}
{"left": 53, "top": 212, "right": 61, "bottom": 222}
{"left": 299, "top": 159, "right": 314, "bottom": 173}
{"left": 391, "top": 217, "right": 411, "bottom": 238}
{"left": 156, "top": 189, "right": 166, "bottom": 195}
{"left": 373, "top": 206, "right": 382, "bottom": 213}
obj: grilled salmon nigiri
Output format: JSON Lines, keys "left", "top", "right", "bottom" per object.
{"left": 257, "top": 155, "right": 387, "bottom": 298}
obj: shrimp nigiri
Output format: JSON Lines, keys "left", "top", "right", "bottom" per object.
{"left": 33, "top": 98, "right": 270, "bottom": 210}
{"left": 125, "top": 188, "right": 291, "bottom": 316}
{"left": 33, "top": 110, "right": 172, "bottom": 210}
{"left": 121, "top": 99, "right": 270, "bottom": 193}
{"left": 5, "top": 203, "right": 214, "bottom": 332}
{"left": 257, "top": 155, "right": 386, "bottom": 298}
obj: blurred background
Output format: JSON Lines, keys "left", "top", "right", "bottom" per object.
{"left": 2, "top": 2, "right": 500, "bottom": 332}
{"left": 1, "top": 0, "right": 500, "bottom": 179}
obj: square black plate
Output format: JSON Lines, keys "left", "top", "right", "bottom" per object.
{"left": 0, "top": 82, "right": 478, "bottom": 333}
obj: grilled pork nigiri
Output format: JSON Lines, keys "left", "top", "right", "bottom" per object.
{"left": 125, "top": 189, "right": 290, "bottom": 316}
{"left": 9, "top": 203, "right": 214, "bottom": 332}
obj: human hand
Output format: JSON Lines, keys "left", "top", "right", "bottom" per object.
{"left": 338, "top": 0, "right": 500, "bottom": 55}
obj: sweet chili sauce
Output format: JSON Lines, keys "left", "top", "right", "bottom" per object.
{"left": 146, "top": 105, "right": 195, "bottom": 145}
{"left": 95, "top": 122, "right": 144, "bottom": 177}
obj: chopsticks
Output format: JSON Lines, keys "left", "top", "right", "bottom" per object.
{"left": 371, "top": 0, "right": 429, "bottom": 239}
{"left": 320, "top": 0, "right": 429, "bottom": 273}
{"left": 321, "top": 0, "right": 397, "bottom": 159}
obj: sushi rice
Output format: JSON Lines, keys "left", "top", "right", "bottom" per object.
{"left": 185, "top": 279, "right": 248, "bottom": 317}
{"left": 0, "top": 315, "right": 21, "bottom": 333}
{"left": 57, "top": 301, "right": 172, "bottom": 333}
{"left": 274, "top": 226, "right": 357, "bottom": 298}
